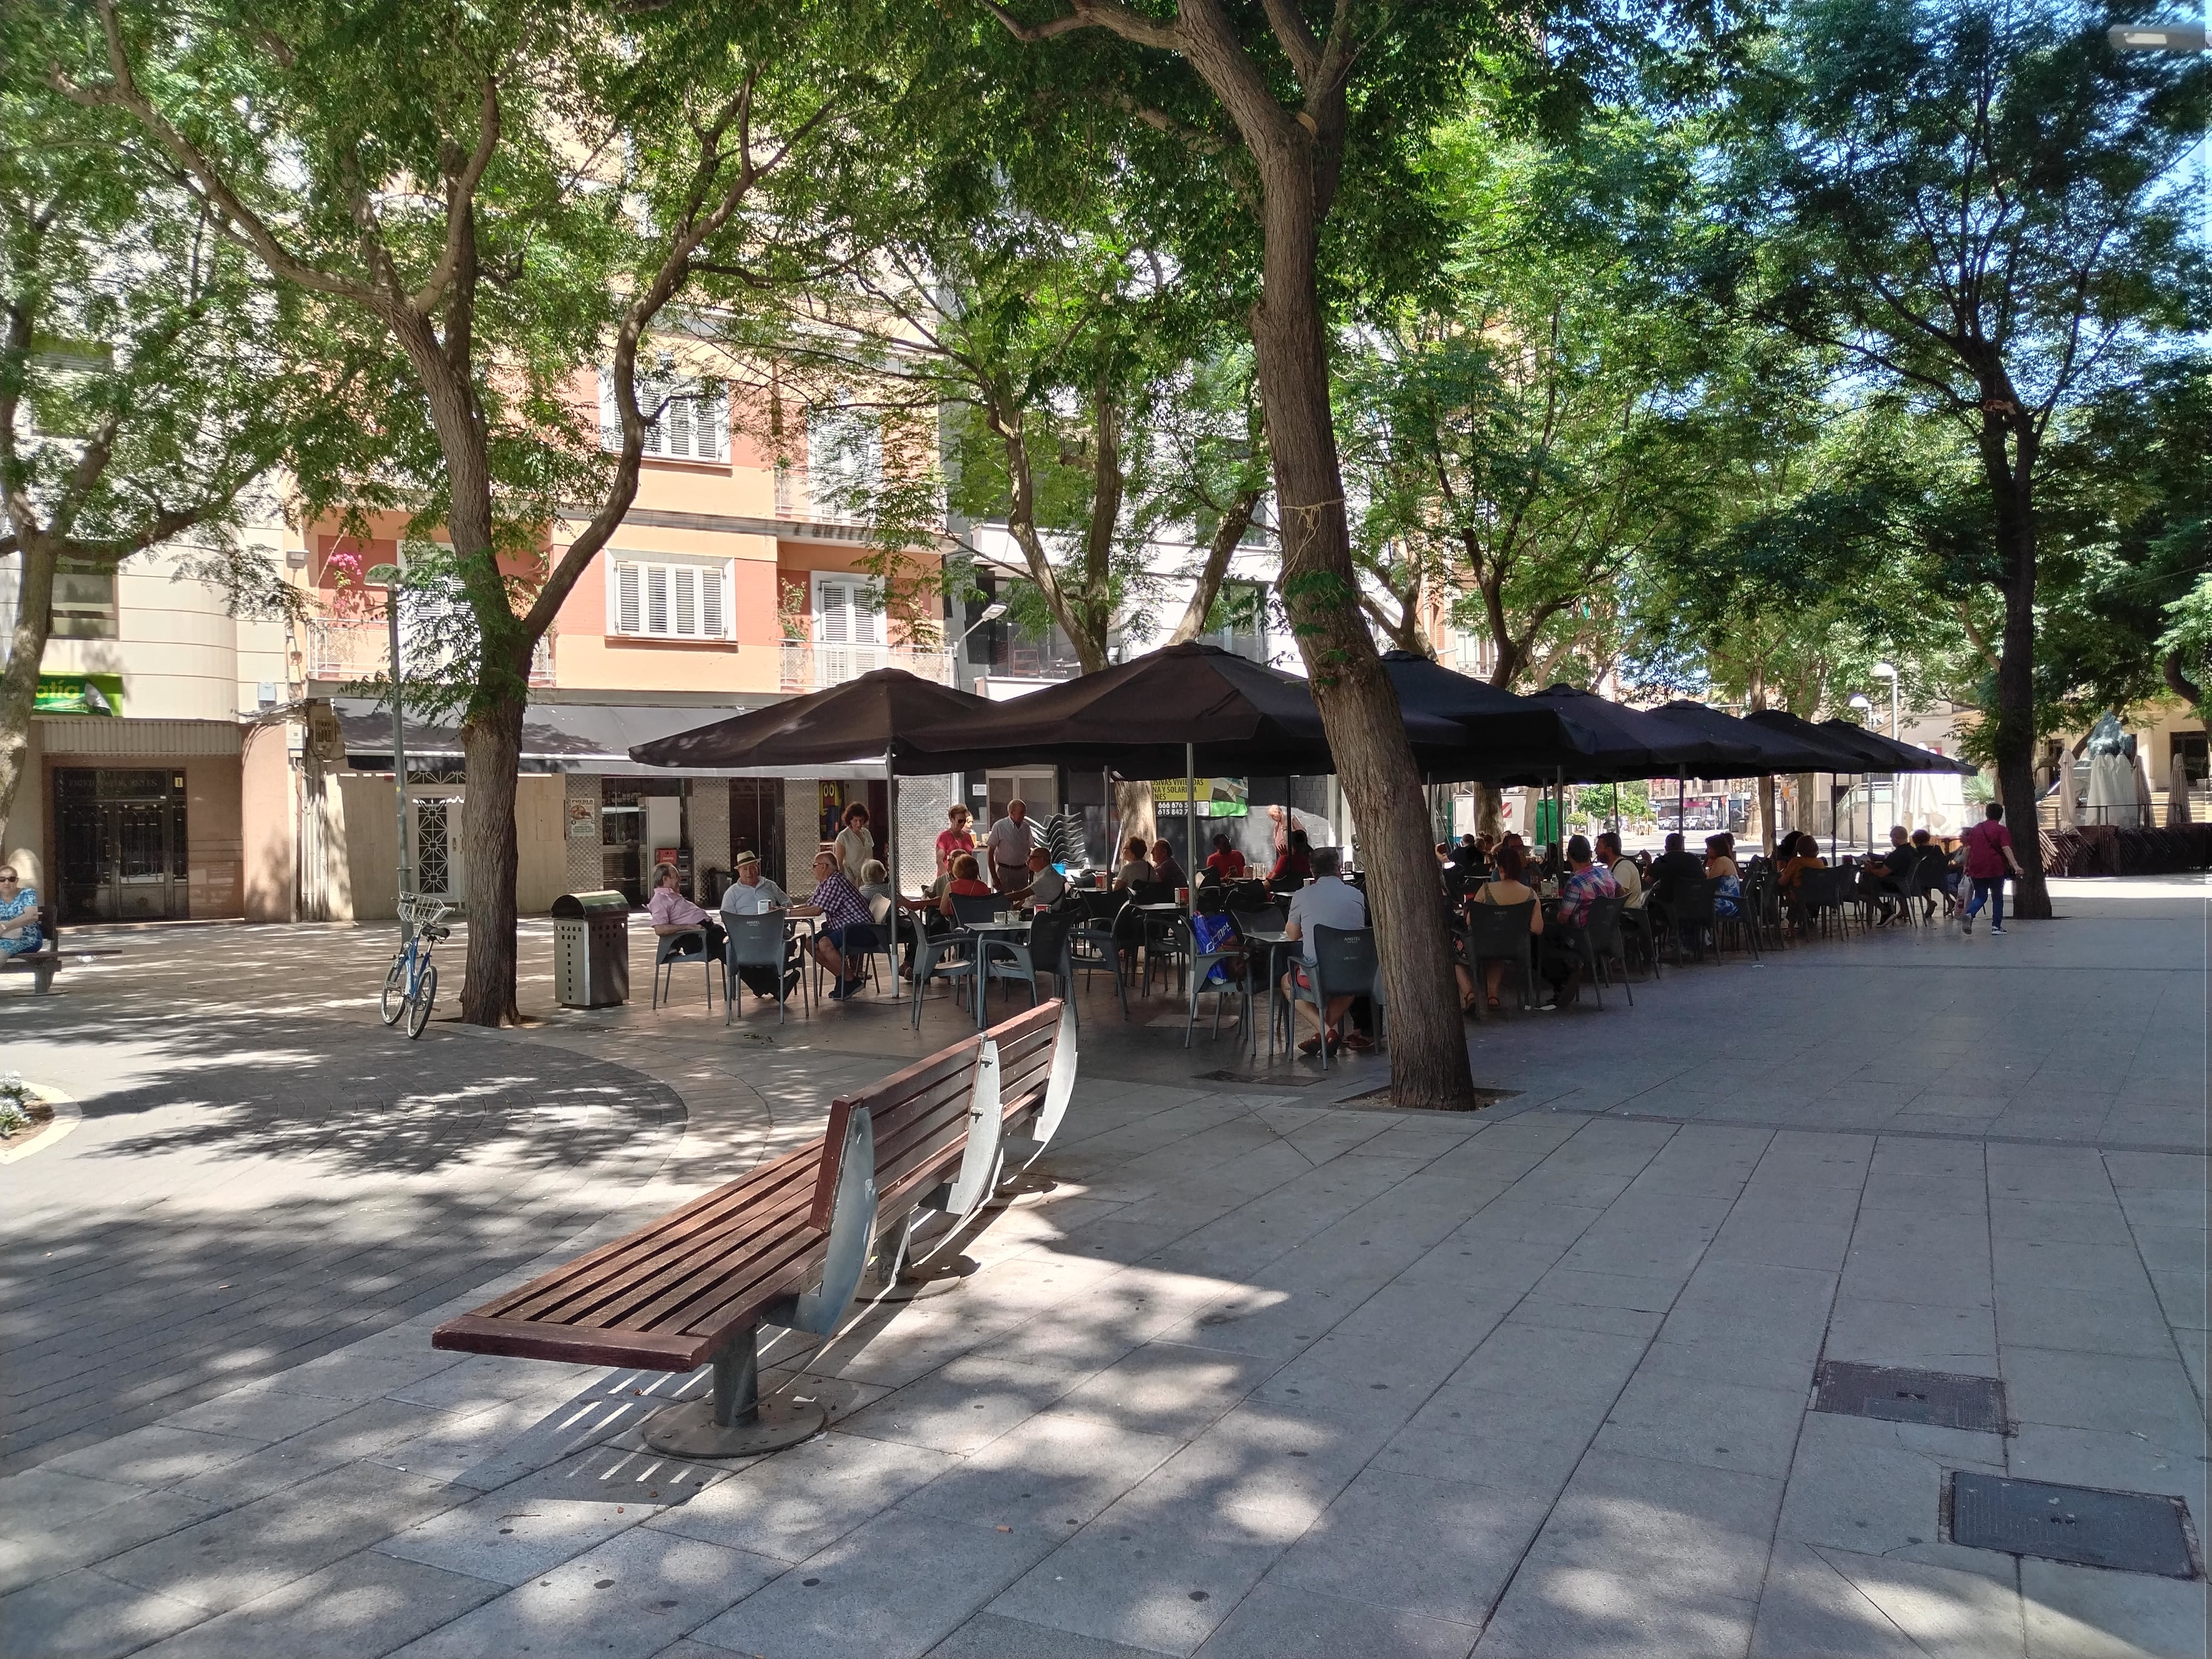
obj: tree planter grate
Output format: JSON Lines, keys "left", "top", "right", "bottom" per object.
{"left": 1945, "top": 1473, "right": 2202, "bottom": 1578}
{"left": 1813, "top": 1361, "right": 2009, "bottom": 1433}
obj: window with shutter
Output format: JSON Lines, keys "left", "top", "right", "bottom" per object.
{"left": 598, "top": 371, "right": 727, "bottom": 462}
{"left": 607, "top": 556, "right": 733, "bottom": 641}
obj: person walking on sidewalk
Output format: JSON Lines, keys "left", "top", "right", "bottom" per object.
{"left": 1960, "top": 802, "right": 2025, "bottom": 935}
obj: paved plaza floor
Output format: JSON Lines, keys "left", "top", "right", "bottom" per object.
{"left": 1, "top": 878, "right": 2205, "bottom": 1657}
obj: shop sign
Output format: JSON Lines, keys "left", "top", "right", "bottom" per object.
{"left": 34, "top": 672, "right": 124, "bottom": 717}
{"left": 1151, "top": 775, "right": 1249, "bottom": 818}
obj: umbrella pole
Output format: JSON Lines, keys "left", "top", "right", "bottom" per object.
{"left": 885, "top": 754, "right": 900, "bottom": 993}
{"left": 1186, "top": 742, "right": 1197, "bottom": 904}
{"left": 1612, "top": 781, "right": 1619, "bottom": 837}
{"left": 1677, "top": 766, "right": 1685, "bottom": 836}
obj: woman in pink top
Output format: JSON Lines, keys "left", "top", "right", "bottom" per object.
{"left": 935, "top": 805, "right": 975, "bottom": 877}
{"left": 1959, "top": 802, "right": 2024, "bottom": 935}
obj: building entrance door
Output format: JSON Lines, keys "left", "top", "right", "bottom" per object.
{"left": 409, "top": 794, "right": 465, "bottom": 905}
{"left": 54, "top": 767, "right": 190, "bottom": 922}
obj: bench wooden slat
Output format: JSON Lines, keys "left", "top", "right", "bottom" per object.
{"left": 523, "top": 1157, "right": 825, "bottom": 1329}
{"left": 808, "top": 1037, "right": 983, "bottom": 1231}
{"left": 431, "top": 1314, "right": 706, "bottom": 1370}
{"left": 487, "top": 1144, "right": 821, "bottom": 1323}
{"left": 594, "top": 1178, "right": 827, "bottom": 1332}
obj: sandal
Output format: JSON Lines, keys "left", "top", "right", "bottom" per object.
{"left": 1298, "top": 1034, "right": 1323, "bottom": 1055}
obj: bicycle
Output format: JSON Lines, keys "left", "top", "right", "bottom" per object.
{"left": 380, "top": 898, "right": 453, "bottom": 1039}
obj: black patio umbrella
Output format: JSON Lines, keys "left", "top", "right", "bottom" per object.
{"left": 1815, "top": 718, "right": 1978, "bottom": 775}
{"left": 901, "top": 641, "right": 1469, "bottom": 881}
{"left": 1743, "top": 708, "right": 1897, "bottom": 773}
{"left": 628, "top": 668, "right": 996, "bottom": 772}
{"left": 1517, "top": 685, "right": 1766, "bottom": 782}
{"left": 1644, "top": 701, "right": 1854, "bottom": 778}
{"left": 630, "top": 669, "right": 1001, "bottom": 932}
{"left": 1380, "top": 652, "right": 1608, "bottom": 780}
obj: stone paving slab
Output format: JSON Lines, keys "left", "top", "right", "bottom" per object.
{"left": 0, "top": 880, "right": 2204, "bottom": 1656}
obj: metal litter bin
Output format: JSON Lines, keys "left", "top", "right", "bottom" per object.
{"left": 551, "top": 890, "right": 630, "bottom": 1008}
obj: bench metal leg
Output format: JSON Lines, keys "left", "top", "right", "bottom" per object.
{"left": 641, "top": 1324, "right": 827, "bottom": 1458}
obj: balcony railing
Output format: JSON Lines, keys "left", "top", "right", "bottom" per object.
{"left": 780, "top": 639, "right": 950, "bottom": 692}
{"left": 774, "top": 463, "right": 872, "bottom": 528}
{"left": 306, "top": 617, "right": 555, "bottom": 688}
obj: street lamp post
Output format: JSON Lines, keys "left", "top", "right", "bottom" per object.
{"left": 367, "top": 559, "right": 413, "bottom": 940}
{"left": 1849, "top": 692, "right": 1877, "bottom": 852}
{"left": 1872, "top": 661, "right": 1900, "bottom": 740}
{"left": 952, "top": 600, "right": 1008, "bottom": 691}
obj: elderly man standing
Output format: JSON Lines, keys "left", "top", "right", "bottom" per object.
{"left": 717, "top": 850, "right": 799, "bottom": 1000}
{"left": 985, "top": 799, "right": 1035, "bottom": 893}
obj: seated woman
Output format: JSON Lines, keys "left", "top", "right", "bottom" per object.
{"left": 1112, "top": 836, "right": 1151, "bottom": 889}
{"left": 1203, "top": 832, "right": 1246, "bottom": 883}
{"left": 1267, "top": 828, "right": 1313, "bottom": 886}
{"left": 0, "top": 865, "right": 41, "bottom": 958}
{"left": 1461, "top": 842, "right": 1542, "bottom": 1011}
{"left": 858, "top": 859, "right": 892, "bottom": 904}
{"left": 1704, "top": 833, "right": 1743, "bottom": 918}
{"left": 938, "top": 852, "right": 995, "bottom": 920}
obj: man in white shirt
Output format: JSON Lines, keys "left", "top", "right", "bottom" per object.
{"left": 984, "top": 800, "right": 1035, "bottom": 892}
{"left": 1597, "top": 831, "right": 1645, "bottom": 909}
{"left": 1282, "top": 845, "right": 1369, "bottom": 1055}
{"left": 1019, "top": 846, "right": 1066, "bottom": 910}
{"left": 717, "top": 851, "right": 798, "bottom": 999}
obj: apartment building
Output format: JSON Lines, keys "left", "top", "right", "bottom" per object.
{"left": 0, "top": 374, "right": 966, "bottom": 926}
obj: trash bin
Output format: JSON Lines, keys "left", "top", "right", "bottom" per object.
{"left": 551, "top": 890, "right": 630, "bottom": 1008}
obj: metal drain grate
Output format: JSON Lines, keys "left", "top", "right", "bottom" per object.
{"left": 1342, "top": 1084, "right": 1521, "bottom": 1111}
{"left": 1947, "top": 1473, "right": 2203, "bottom": 1578}
{"left": 1813, "top": 1361, "right": 2009, "bottom": 1433}
{"left": 1196, "top": 1070, "right": 1331, "bottom": 1089}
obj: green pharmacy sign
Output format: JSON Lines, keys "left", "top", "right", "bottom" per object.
{"left": 34, "top": 673, "right": 124, "bottom": 717}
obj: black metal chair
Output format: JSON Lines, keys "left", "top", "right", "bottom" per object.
{"left": 1580, "top": 893, "right": 1635, "bottom": 1006}
{"left": 1462, "top": 899, "right": 1536, "bottom": 1018}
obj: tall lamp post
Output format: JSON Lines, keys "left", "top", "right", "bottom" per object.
{"left": 367, "top": 559, "right": 413, "bottom": 939}
{"left": 1849, "top": 692, "right": 1877, "bottom": 852}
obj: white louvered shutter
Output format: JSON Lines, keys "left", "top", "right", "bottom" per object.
{"left": 674, "top": 566, "right": 698, "bottom": 635}
{"left": 646, "top": 566, "right": 669, "bottom": 634}
{"left": 616, "top": 563, "right": 641, "bottom": 633}
{"left": 702, "top": 566, "right": 726, "bottom": 638}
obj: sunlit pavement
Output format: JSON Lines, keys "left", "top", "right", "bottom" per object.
{"left": 0, "top": 877, "right": 2204, "bottom": 1656}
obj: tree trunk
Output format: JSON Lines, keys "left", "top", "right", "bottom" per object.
{"left": 0, "top": 533, "right": 58, "bottom": 838}
{"left": 1248, "top": 155, "right": 1473, "bottom": 1110}
{"left": 458, "top": 698, "right": 524, "bottom": 1024}
{"left": 1470, "top": 781, "right": 1502, "bottom": 839}
{"left": 1994, "top": 528, "right": 2049, "bottom": 917}
{"left": 1114, "top": 779, "right": 1156, "bottom": 861}
{"left": 1982, "top": 419, "right": 2050, "bottom": 920}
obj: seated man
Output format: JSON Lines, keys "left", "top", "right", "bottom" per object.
{"left": 0, "top": 864, "right": 43, "bottom": 958}
{"left": 1869, "top": 825, "right": 1913, "bottom": 924}
{"left": 1281, "top": 844, "right": 1370, "bottom": 1056}
{"left": 1204, "top": 833, "right": 1246, "bottom": 882}
{"left": 1595, "top": 831, "right": 1644, "bottom": 909}
{"left": 1645, "top": 832, "right": 1705, "bottom": 910}
{"left": 717, "top": 851, "right": 800, "bottom": 999}
{"left": 1539, "top": 835, "right": 1619, "bottom": 1008}
{"left": 794, "top": 851, "right": 880, "bottom": 1001}
{"left": 647, "top": 861, "right": 724, "bottom": 961}
{"left": 1149, "top": 838, "right": 1188, "bottom": 890}
{"left": 1020, "top": 846, "right": 1067, "bottom": 910}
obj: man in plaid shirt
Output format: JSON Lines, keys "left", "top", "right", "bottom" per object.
{"left": 796, "top": 851, "right": 881, "bottom": 1000}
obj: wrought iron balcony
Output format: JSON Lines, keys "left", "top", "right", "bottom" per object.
{"left": 779, "top": 639, "right": 951, "bottom": 691}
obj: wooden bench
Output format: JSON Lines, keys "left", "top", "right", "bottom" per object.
{"left": 432, "top": 999, "right": 1077, "bottom": 1457}
{"left": 0, "top": 905, "right": 61, "bottom": 994}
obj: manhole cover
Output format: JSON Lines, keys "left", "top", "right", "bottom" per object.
{"left": 1813, "top": 1361, "right": 2008, "bottom": 1433}
{"left": 1947, "top": 1473, "right": 2202, "bottom": 1578}
{"left": 1342, "top": 1084, "right": 1520, "bottom": 1111}
{"left": 1196, "top": 1071, "right": 1331, "bottom": 1089}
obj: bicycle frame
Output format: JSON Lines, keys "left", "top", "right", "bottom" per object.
{"left": 394, "top": 898, "right": 453, "bottom": 998}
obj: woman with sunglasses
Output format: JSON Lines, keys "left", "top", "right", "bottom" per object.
{"left": 0, "top": 866, "right": 40, "bottom": 958}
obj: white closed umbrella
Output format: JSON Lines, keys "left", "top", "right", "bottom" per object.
{"left": 2055, "top": 752, "right": 2079, "bottom": 827}
{"left": 2169, "top": 753, "right": 2194, "bottom": 827}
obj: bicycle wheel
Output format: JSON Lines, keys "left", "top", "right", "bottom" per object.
{"left": 404, "top": 962, "right": 437, "bottom": 1039}
{"left": 379, "top": 957, "right": 408, "bottom": 1025}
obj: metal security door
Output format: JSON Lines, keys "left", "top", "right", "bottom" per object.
{"left": 53, "top": 768, "right": 189, "bottom": 922}
{"left": 409, "top": 795, "right": 465, "bottom": 905}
